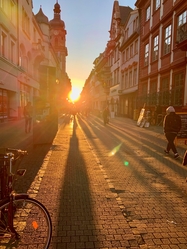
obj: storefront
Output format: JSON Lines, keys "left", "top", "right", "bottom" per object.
{"left": 0, "top": 89, "right": 8, "bottom": 121}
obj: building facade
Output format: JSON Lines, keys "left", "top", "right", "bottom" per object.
{"left": 86, "top": 0, "right": 133, "bottom": 117}
{"left": 82, "top": 0, "right": 187, "bottom": 119}
{"left": 119, "top": 7, "right": 140, "bottom": 118}
{"left": 0, "top": 0, "right": 70, "bottom": 121}
{"left": 135, "top": 0, "right": 187, "bottom": 114}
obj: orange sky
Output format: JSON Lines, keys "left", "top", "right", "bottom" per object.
{"left": 33, "top": 0, "right": 135, "bottom": 98}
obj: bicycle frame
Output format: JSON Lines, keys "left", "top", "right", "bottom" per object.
{"left": 0, "top": 148, "right": 52, "bottom": 248}
{"left": 0, "top": 149, "right": 27, "bottom": 198}
{"left": 0, "top": 193, "right": 29, "bottom": 238}
{"left": 1, "top": 153, "right": 15, "bottom": 199}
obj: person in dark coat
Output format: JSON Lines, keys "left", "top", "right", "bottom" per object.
{"left": 163, "top": 106, "right": 181, "bottom": 159}
{"left": 23, "top": 101, "right": 33, "bottom": 133}
{"left": 103, "top": 106, "right": 110, "bottom": 125}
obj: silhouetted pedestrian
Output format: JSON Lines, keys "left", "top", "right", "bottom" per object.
{"left": 23, "top": 101, "right": 33, "bottom": 133}
{"left": 103, "top": 106, "right": 110, "bottom": 125}
{"left": 163, "top": 106, "right": 181, "bottom": 159}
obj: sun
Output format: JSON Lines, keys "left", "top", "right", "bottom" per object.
{"left": 69, "top": 86, "right": 81, "bottom": 102}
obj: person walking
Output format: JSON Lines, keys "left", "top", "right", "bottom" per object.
{"left": 163, "top": 106, "right": 181, "bottom": 159}
{"left": 23, "top": 101, "right": 33, "bottom": 133}
{"left": 103, "top": 106, "right": 110, "bottom": 125}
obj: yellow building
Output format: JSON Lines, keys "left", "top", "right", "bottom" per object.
{"left": 0, "top": 0, "right": 70, "bottom": 121}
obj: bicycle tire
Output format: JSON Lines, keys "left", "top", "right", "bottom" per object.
{"left": 0, "top": 195, "right": 52, "bottom": 248}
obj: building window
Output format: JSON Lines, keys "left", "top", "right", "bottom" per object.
{"left": 122, "top": 51, "right": 125, "bottom": 63}
{"left": 133, "top": 68, "right": 137, "bottom": 86}
{"left": 126, "top": 47, "right": 129, "bottom": 61}
{"left": 172, "top": 73, "right": 184, "bottom": 106}
{"left": 135, "top": 39, "right": 138, "bottom": 54}
{"left": 133, "top": 17, "right": 139, "bottom": 32}
{"left": 144, "top": 43, "right": 149, "bottom": 66}
{"left": 1, "top": 32, "right": 7, "bottom": 57}
{"left": 114, "top": 70, "right": 116, "bottom": 85}
{"left": 122, "top": 74, "right": 125, "bottom": 88}
{"left": 115, "top": 47, "right": 119, "bottom": 62}
{"left": 22, "top": 7, "right": 30, "bottom": 35}
{"left": 146, "top": 6, "right": 151, "bottom": 21}
{"left": 130, "top": 44, "right": 133, "bottom": 57}
{"left": 154, "top": 0, "right": 160, "bottom": 11}
{"left": 152, "top": 35, "right": 159, "bottom": 61}
{"left": 178, "top": 10, "right": 187, "bottom": 26}
{"left": 0, "top": 90, "right": 8, "bottom": 119}
{"left": 116, "top": 68, "right": 119, "bottom": 84}
{"left": 164, "top": 25, "right": 171, "bottom": 55}
{"left": 133, "top": 19, "right": 136, "bottom": 32}
{"left": 10, "top": 40, "right": 15, "bottom": 63}
{"left": 177, "top": 11, "right": 187, "bottom": 43}
{"left": 129, "top": 71, "right": 132, "bottom": 87}
{"left": 10, "top": 0, "right": 16, "bottom": 23}
{"left": 125, "top": 73, "right": 128, "bottom": 89}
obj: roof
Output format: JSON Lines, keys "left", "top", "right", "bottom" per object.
{"left": 35, "top": 7, "right": 49, "bottom": 25}
{"left": 119, "top": 6, "right": 133, "bottom": 25}
{"left": 49, "top": 2, "right": 65, "bottom": 29}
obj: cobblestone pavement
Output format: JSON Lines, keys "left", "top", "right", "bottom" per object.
{"left": 31, "top": 116, "right": 143, "bottom": 249}
{"left": 77, "top": 114, "right": 187, "bottom": 249}
{"left": 1, "top": 115, "right": 187, "bottom": 248}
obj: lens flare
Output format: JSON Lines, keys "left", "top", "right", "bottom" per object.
{"left": 32, "top": 221, "right": 39, "bottom": 230}
{"left": 108, "top": 143, "right": 122, "bottom": 157}
{"left": 124, "top": 161, "right": 129, "bottom": 166}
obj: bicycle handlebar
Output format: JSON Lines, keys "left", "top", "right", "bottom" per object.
{"left": 0, "top": 148, "right": 28, "bottom": 162}
{"left": 6, "top": 148, "right": 28, "bottom": 155}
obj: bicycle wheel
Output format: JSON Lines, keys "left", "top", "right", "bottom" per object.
{"left": 0, "top": 195, "right": 52, "bottom": 248}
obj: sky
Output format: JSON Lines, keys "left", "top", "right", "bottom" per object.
{"left": 32, "top": 0, "right": 136, "bottom": 99}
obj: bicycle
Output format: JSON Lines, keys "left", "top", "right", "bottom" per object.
{"left": 0, "top": 148, "right": 52, "bottom": 248}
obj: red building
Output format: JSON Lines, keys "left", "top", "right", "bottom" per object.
{"left": 135, "top": 0, "right": 187, "bottom": 113}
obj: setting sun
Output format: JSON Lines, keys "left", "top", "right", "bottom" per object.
{"left": 69, "top": 86, "right": 81, "bottom": 102}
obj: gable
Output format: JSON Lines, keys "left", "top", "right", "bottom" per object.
{"left": 109, "top": 1, "right": 133, "bottom": 40}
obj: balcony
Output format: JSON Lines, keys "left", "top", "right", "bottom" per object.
{"left": 176, "top": 23, "right": 187, "bottom": 51}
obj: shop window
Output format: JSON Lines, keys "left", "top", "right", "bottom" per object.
{"left": 172, "top": 73, "right": 184, "bottom": 106}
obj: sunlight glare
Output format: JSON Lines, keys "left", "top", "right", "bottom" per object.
{"left": 69, "top": 86, "right": 81, "bottom": 102}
